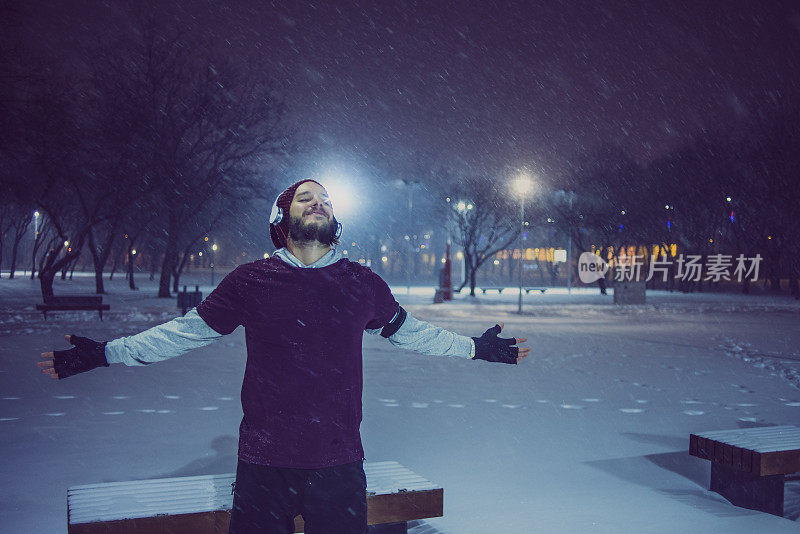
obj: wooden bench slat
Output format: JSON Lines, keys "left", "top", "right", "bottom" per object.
{"left": 68, "top": 461, "right": 443, "bottom": 531}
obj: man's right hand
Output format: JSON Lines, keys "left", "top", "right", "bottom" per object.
{"left": 38, "top": 334, "right": 109, "bottom": 379}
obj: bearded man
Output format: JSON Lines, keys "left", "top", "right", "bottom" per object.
{"left": 39, "top": 179, "right": 530, "bottom": 534}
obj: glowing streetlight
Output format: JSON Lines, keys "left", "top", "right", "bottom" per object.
{"left": 511, "top": 173, "right": 535, "bottom": 314}
{"left": 210, "top": 242, "right": 218, "bottom": 285}
{"left": 321, "top": 177, "right": 357, "bottom": 219}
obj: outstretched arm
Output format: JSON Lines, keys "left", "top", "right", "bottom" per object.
{"left": 38, "top": 309, "right": 224, "bottom": 379}
{"left": 367, "top": 308, "right": 530, "bottom": 364}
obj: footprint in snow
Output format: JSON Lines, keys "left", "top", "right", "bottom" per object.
{"left": 681, "top": 400, "right": 703, "bottom": 405}
{"left": 2, "top": 397, "right": 21, "bottom": 400}
{"left": 411, "top": 403, "right": 428, "bottom": 408}
{"left": 619, "top": 408, "right": 644, "bottom": 414}
{"left": 786, "top": 402, "right": 800, "bottom": 407}
{"left": 157, "top": 410, "right": 173, "bottom": 414}
{"left": 581, "top": 398, "right": 601, "bottom": 403}
{"left": 502, "top": 404, "right": 520, "bottom": 409}
{"left": 112, "top": 396, "right": 129, "bottom": 400}
{"left": 383, "top": 403, "right": 400, "bottom": 407}
{"left": 559, "top": 404, "right": 584, "bottom": 410}
{"left": 536, "top": 400, "right": 550, "bottom": 404}
{"left": 682, "top": 410, "right": 705, "bottom": 416}
{"left": 217, "top": 397, "right": 233, "bottom": 401}
{"left": 54, "top": 395, "right": 75, "bottom": 400}
{"left": 377, "top": 398, "right": 396, "bottom": 403}
{"left": 447, "top": 404, "right": 465, "bottom": 408}
{"left": 739, "top": 417, "right": 758, "bottom": 422}
{"left": 0, "top": 417, "right": 19, "bottom": 422}
{"left": 137, "top": 409, "right": 156, "bottom": 413}
{"left": 636, "top": 400, "right": 648, "bottom": 404}
{"left": 484, "top": 399, "right": 498, "bottom": 403}
{"left": 103, "top": 411, "right": 124, "bottom": 415}
{"left": 44, "top": 413, "right": 65, "bottom": 417}
{"left": 164, "top": 395, "right": 180, "bottom": 400}
{"left": 736, "top": 403, "right": 757, "bottom": 407}
{"left": 200, "top": 406, "right": 219, "bottom": 411}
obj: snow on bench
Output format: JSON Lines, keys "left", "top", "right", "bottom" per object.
{"left": 479, "top": 287, "right": 504, "bottom": 294}
{"left": 67, "top": 460, "right": 443, "bottom": 533}
{"left": 689, "top": 425, "right": 800, "bottom": 517}
{"left": 523, "top": 287, "right": 548, "bottom": 294}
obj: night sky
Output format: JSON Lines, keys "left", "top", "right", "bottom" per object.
{"left": 5, "top": 0, "right": 800, "bottom": 188}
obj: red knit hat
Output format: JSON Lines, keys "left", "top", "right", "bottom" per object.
{"left": 269, "top": 179, "right": 324, "bottom": 248}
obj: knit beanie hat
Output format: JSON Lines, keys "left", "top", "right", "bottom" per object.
{"left": 269, "top": 179, "right": 323, "bottom": 249}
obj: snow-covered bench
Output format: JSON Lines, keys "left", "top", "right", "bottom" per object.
{"left": 36, "top": 295, "right": 110, "bottom": 320}
{"left": 523, "top": 286, "right": 548, "bottom": 294}
{"left": 479, "top": 286, "right": 504, "bottom": 294}
{"left": 689, "top": 425, "right": 800, "bottom": 517}
{"left": 67, "top": 461, "right": 443, "bottom": 533}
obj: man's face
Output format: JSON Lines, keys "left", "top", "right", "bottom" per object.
{"left": 287, "top": 181, "right": 337, "bottom": 244}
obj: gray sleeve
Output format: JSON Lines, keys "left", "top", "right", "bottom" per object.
{"left": 367, "top": 311, "right": 474, "bottom": 359}
{"left": 105, "top": 309, "right": 224, "bottom": 366}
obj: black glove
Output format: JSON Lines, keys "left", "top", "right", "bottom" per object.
{"left": 472, "top": 324, "right": 519, "bottom": 364}
{"left": 53, "top": 335, "right": 109, "bottom": 379}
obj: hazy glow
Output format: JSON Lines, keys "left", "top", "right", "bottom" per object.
{"left": 511, "top": 174, "right": 534, "bottom": 197}
{"left": 319, "top": 177, "right": 356, "bottom": 218}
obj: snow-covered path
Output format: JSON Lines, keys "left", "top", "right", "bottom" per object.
{"left": 1, "top": 274, "right": 799, "bottom": 532}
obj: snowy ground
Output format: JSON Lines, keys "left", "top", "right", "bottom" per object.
{"left": 1, "top": 272, "right": 800, "bottom": 533}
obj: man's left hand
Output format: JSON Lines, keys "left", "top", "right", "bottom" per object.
{"left": 472, "top": 323, "right": 530, "bottom": 364}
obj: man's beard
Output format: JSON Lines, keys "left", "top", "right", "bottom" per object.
{"left": 287, "top": 213, "right": 337, "bottom": 245}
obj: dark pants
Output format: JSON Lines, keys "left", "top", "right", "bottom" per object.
{"left": 229, "top": 458, "right": 367, "bottom": 534}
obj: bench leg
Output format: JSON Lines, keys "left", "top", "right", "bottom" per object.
{"left": 710, "top": 462, "right": 785, "bottom": 516}
{"left": 368, "top": 522, "right": 407, "bottom": 534}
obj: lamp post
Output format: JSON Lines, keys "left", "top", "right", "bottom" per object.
{"left": 512, "top": 175, "right": 534, "bottom": 313}
{"left": 211, "top": 243, "right": 218, "bottom": 285}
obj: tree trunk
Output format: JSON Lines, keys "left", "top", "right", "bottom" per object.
{"left": 128, "top": 250, "right": 137, "bottom": 290}
{"left": 172, "top": 251, "right": 190, "bottom": 293}
{"left": 469, "top": 264, "right": 477, "bottom": 296}
{"left": 109, "top": 250, "right": 119, "bottom": 280}
{"left": 8, "top": 237, "right": 20, "bottom": 279}
{"left": 88, "top": 230, "right": 105, "bottom": 294}
{"left": 158, "top": 233, "right": 178, "bottom": 298}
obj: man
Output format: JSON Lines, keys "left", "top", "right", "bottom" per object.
{"left": 39, "top": 179, "right": 530, "bottom": 534}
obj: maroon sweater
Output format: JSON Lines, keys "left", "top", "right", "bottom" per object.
{"left": 196, "top": 256, "right": 398, "bottom": 468}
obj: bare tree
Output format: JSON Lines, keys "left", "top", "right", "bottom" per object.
{"left": 89, "top": 17, "right": 291, "bottom": 297}
{"left": 447, "top": 176, "right": 517, "bottom": 296}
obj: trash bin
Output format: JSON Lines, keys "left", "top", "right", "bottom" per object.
{"left": 177, "top": 285, "right": 203, "bottom": 315}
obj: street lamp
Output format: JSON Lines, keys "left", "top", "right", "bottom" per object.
{"left": 511, "top": 174, "right": 534, "bottom": 313}
{"left": 211, "top": 243, "right": 218, "bottom": 285}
